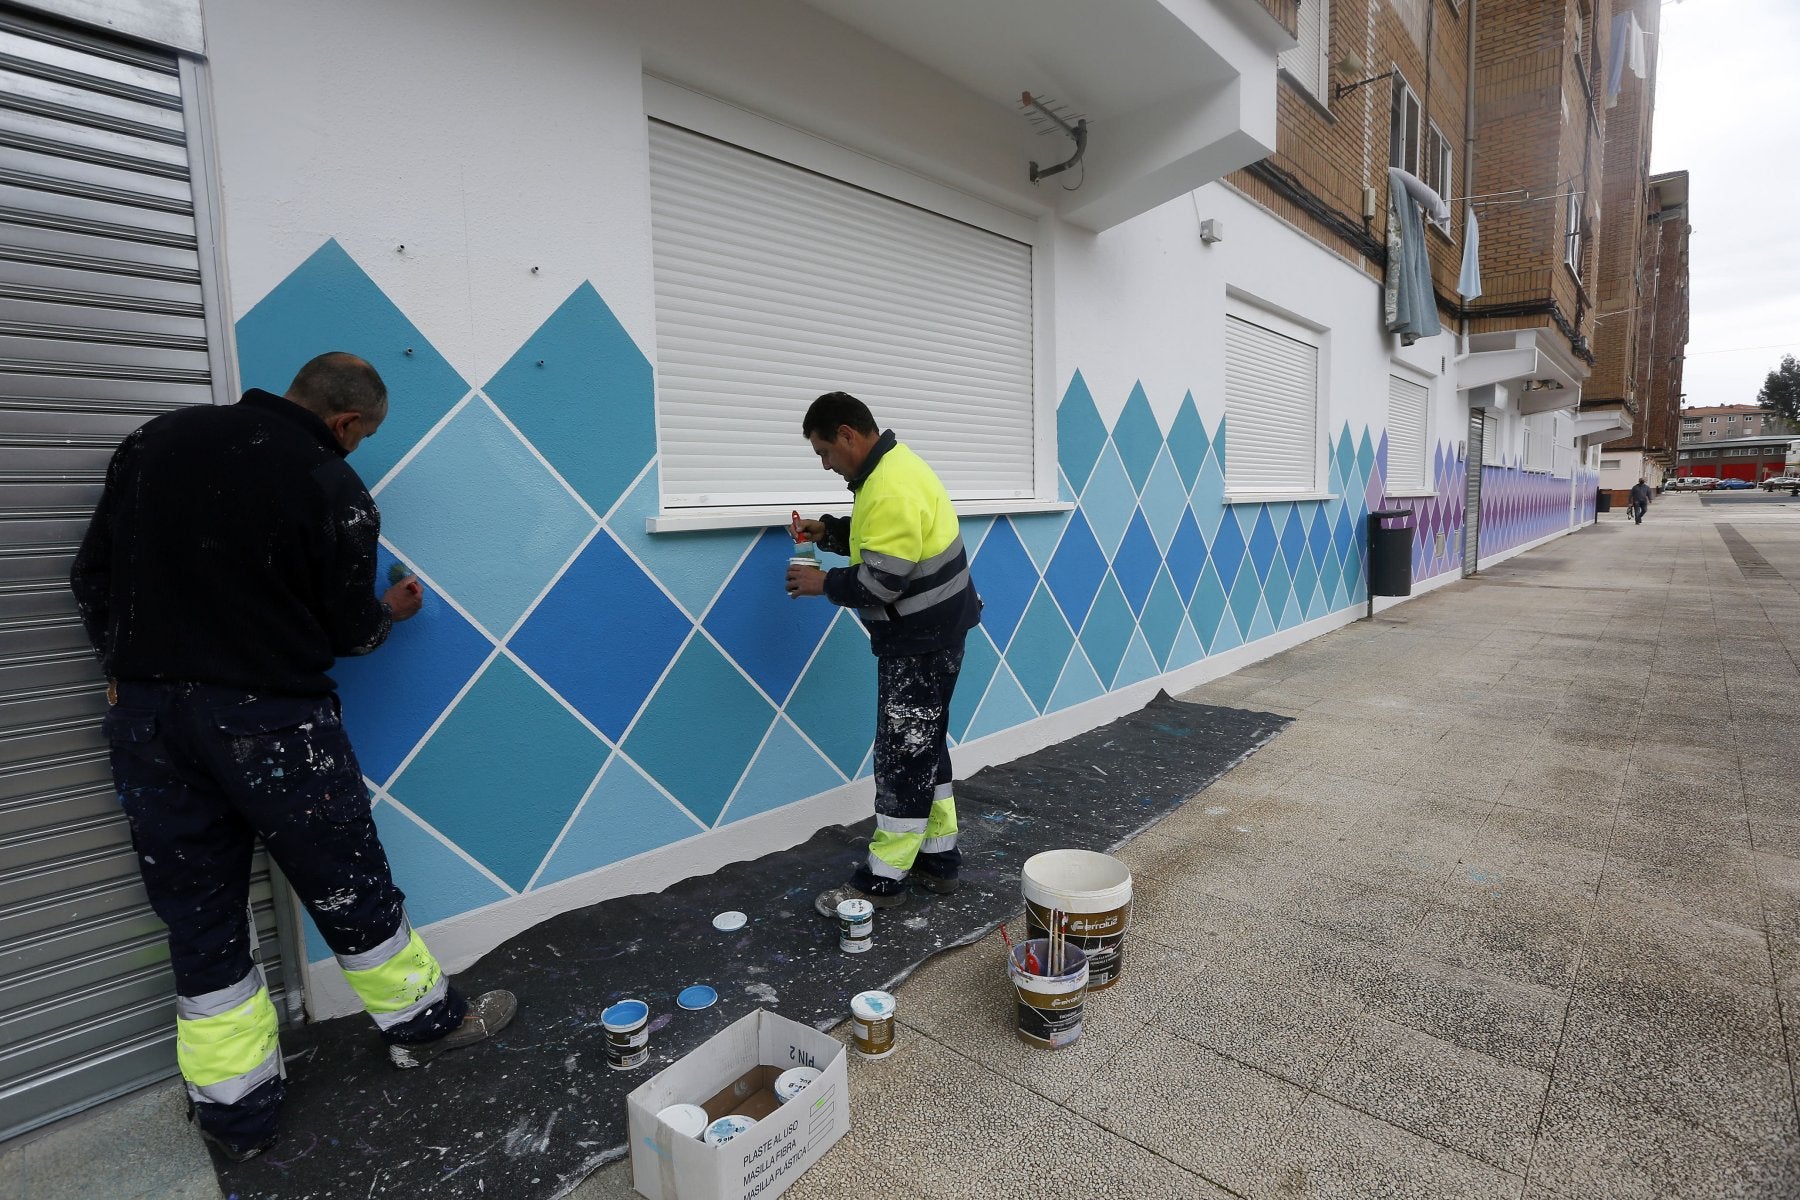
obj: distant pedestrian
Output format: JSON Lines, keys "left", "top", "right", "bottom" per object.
{"left": 1628, "top": 477, "right": 1652, "bottom": 525}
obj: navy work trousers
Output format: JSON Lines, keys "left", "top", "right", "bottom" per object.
{"left": 106, "top": 682, "right": 465, "bottom": 1148}
{"left": 851, "top": 644, "right": 964, "bottom": 895}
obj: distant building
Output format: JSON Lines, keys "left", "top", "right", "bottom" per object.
{"left": 1680, "top": 405, "right": 1796, "bottom": 444}
{"left": 1674, "top": 436, "right": 1800, "bottom": 482}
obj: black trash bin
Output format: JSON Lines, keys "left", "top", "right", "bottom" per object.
{"left": 1367, "top": 508, "right": 1414, "bottom": 599}
{"left": 1595, "top": 488, "right": 1612, "bottom": 514}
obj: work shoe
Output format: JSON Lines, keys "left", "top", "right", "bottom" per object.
{"left": 911, "top": 871, "right": 960, "bottom": 896}
{"left": 814, "top": 883, "right": 906, "bottom": 919}
{"left": 388, "top": 989, "right": 518, "bottom": 1069}
{"left": 188, "top": 1103, "right": 277, "bottom": 1164}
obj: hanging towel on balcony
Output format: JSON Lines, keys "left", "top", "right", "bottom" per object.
{"left": 1606, "top": 11, "right": 1647, "bottom": 106}
{"left": 1383, "top": 167, "right": 1442, "bottom": 345}
{"left": 1458, "top": 206, "right": 1483, "bottom": 300}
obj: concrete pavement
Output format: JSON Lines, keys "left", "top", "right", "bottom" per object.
{"left": 10, "top": 492, "right": 1799, "bottom": 1198}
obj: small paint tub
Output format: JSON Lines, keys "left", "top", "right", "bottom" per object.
{"left": 850, "top": 989, "right": 897, "bottom": 1059}
{"left": 1009, "top": 939, "right": 1089, "bottom": 1050}
{"left": 656, "top": 1103, "right": 710, "bottom": 1140}
{"left": 1023, "top": 849, "right": 1133, "bottom": 991}
{"left": 837, "top": 897, "right": 874, "bottom": 954}
{"left": 601, "top": 999, "right": 650, "bottom": 1071}
{"left": 774, "top": 1067, "right": 819, "bottom": 1102}
{"left": 703, "top": 1115, "right": 758, "bottom": 1145}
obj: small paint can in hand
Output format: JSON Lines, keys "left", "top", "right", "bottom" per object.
{"left": 601, "top": 999, "right": 650, "bottom": 1071}
{"left": 837, "top": 897, "right": 874, "bottom": 953}
{"left": 656, "top": 1103, "right": 710, "bottom": 1140}
{"left": 704, "top": 1115, "right": 758, "bottom": 1145}
{"left": 850, "top": 989, "right": 897, "bottom": 1059}
{"left": 774, "top": 1067, "right": 819, "bottom": 1103}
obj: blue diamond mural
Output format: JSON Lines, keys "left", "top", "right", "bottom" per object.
{"left": 623, "top": 637, "right": 776, "bottom": 827}
{"left": 606, "top": 466, "right": 758, "bottom": 619}
{"left": 1165, "top": 507, "right": 1206, "bottom": 602}
{"left": 1166, "top": 393, "right": 1210, "bottom": 489}
{"left": 536, "top": 755, "right": 703, "bottom": 886}
{"left": 723, "top": 716, "right": 848, "bottom": 827}
{"left": 378, "top": 398, "right": 596, "bottom": 636}
{"left": 1058, "top": 371, "right": 1109, "bottom": 492}
{"left": 784, "top": 612, "right": 877, "bottom": 777}
{"left": 971, "top": 517, "right": 1039, "bottom": 650}
{"left": 1209, "top": 507, "right": 1248, "bottom": 593}
{"left": 391, "top": 656, "right": 608, "bottom": 891}
{"left": 1044, "top": 509, "right": 1109, "bottom": 632}
{"left": 705, "top": 528, "right": 840, "bottom": 705}
{"left": 1005, "top": 584, "right": 1074, "bottom": 711}
{"left": 1139, "top": 569, "right": 1186, "bottom": 667}
{"left": 235, "top": 240, "right": 469, "bottom": 491}
{"left": 484, "top": 283, "right": 655, "bottom": 517}
{"left": 337, "top": 543, "right": 493, "bottom": 787}
{"left": 512, "top": 530, "right": 692, "bottom": 740}
{"left": 1080, "top": 445, "right": 1138, "bottom": 557}
{"left": 950, "top": 626, "right": 1002, "bottom": 743}
{"left": 1111, "top": 382, "right": 1163, "bottom": 490}
{"left": 1079, "top": 576, "right": 1135, "bottom": 687}
{"left": 1111, "top": 510, "right": 1161, "bottom": 616}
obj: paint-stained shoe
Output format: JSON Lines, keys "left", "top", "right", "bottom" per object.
{"left": 197, "top": 1126, "right": 276, "bottom": 1163}
{"left": 814, "top": 883, "right": 907, "bottom": 919}
{"left": 911, "top": 872, "right": 960, "bottom": 895}
{"left": 388, "top": 989, "right": 517, "bottom": 1069}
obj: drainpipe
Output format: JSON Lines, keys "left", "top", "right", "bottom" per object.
{"left": 1460, "top": 0, "right": 1483, "bottom": 575}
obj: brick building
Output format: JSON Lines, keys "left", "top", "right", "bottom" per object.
{"left": 1680, "top": 403, "right": 1794, "bottom": 444}
{"left": 1674, "top": 436, "right": 1800, "bottom": 483}
{"left": 1596, "top": 169, "right": 1689, "bottom": 500}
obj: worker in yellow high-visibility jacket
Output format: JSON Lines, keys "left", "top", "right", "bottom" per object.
{"left": 788, "top": 392, "right": 982, "bottom": 916}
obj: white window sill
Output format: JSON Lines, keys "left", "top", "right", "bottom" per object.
{"left": 1381, "top": 489, "right": 1438, "bottom": 499}
{"left": 1221, "top": 491, "right": 1339, "bottom": 505}
{"left": 647, "top": 498, "right": 1074, "bottom": 534}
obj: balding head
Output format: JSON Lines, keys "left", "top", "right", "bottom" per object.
{"left": 286, "top": 352, "right": 388, "bottom": 425}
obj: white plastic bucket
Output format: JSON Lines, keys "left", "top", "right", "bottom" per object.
{"left": 1022, "top": 849, "right": 1133, "bottom": 991}
{"left": 1008, "top": 938, "right": 1089, "bottom": 1049}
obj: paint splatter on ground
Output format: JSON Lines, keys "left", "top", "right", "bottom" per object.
{"left": 214, "top": 693, "right": 1287, "bottom": 1199}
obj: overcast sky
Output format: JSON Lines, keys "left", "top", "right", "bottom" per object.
{"left": 1649, "top": 0, "right": 1800, "bottom": 409}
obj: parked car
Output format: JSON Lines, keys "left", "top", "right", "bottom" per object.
{"left": 1716, "top": 478, "right": 1755, "bottom": 490}
{"left": 1760, "top": 475, "right": 1800, "bottom": 492}
{"left": 1667, "top": 477, "right": 1717, "bottom": 491}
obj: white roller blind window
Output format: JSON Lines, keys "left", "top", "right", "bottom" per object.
{"left": 1482, "top": 410, "right": 1501, "bottom": 465}
{"left": 1552, "top": 410, "right": 1574, "bottom": 477}
{"left": 1224, "top": 315, "right": 1319, "bottom": 493}
{"left": 648, "top": 120, "right": 1035, "bottom": 509}
{"left": 1386, "top": 375, "right": 1429, "bottom": 493}
{"left": 1280, "top": 0, "right": 1330, "bottom": 100}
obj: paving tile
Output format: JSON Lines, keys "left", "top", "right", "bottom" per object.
{"left": 1067, "top": 1036, "right": 1306, "bottom": 1197}
{"left": 1566, "top": 964, "right": 1785, "bottom": 1062}
{"left": 1406, "top": 878, "right": 1591, "bottom": 991}
{"left": 1597, "top": 841, "right": 1764, "bottom": 927}
{"left": 1256, "top": 1093, "right": 1525, "bottom": 1200}
{"left": 1242, "top": 867, "right": 1442, "bottom": 948}
{"left": 1578, "top": 894, "right": 1772, "bottom": 990}
{"left": 1555, "top": 997, "right": 1796, "bottom": 1151}
{"left": 12, "top": 1082, "right": 219, "bottom": 1200}
{"left": 1527, "top": 1080, "right": 1800, "bottom": 1200}
{"left": 1359, "top": 953, "right": 1570, "bottom": 1073}
{"left": 1312, "top": 1015, "right": 1548, "bottom": 1174}
{"left": 1152, "top": 957, "right": 1359, "bottom": 1089}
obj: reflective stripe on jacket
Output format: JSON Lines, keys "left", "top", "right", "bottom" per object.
{"left": 820, "top": 432, "right": 981, "bottom": 656}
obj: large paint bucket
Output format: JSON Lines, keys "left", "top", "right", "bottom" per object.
{"left": 1022, "top": 849, "right": 1133, "bottom": 991}
{"left": 1008, "top": 938, "right": 1089, "bottom": 1049}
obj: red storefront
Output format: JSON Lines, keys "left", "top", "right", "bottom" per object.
{"left": 1674, "top": 437, "right": 1797, "bottom": 481}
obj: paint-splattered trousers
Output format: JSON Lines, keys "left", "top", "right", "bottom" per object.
{"left": 105, "top": 681, "right": 466, "bottom": 1152}
{"left": 851, "top": 645, "right": 963, "bottom": 896}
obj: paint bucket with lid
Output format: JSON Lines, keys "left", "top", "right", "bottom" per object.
{"left": 656, "top": 1103, "right": 710, "bottom": 1140}
{"left": 1008, "top": 938, "right": 1089, "bottom": 1049}
{"left": 774, "top": 1067, "right": 819, "bottom": 1102}
{"left": 850, "top": 989, "right": 897, "bottom": 1058}
{"left": 1022, "top": 849, "right": 1133, "bottom": 991}
{"left": 837, "top": 897, "right": 874, "bottom": 953}
{"left": 601, "top": 999, "right": 650, "bottom": 1070}
{"left": 703, "top": 1115, "right": 758, "bottom": 1145}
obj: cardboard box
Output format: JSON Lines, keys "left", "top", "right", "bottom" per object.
{"left": 628, "top": 1009, "right": 849, "bottom": 1200}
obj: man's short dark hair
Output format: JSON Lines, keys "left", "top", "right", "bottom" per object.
{"left": 803, "top": 391, "right": 878, "bottom": 441}
{"left": 287, "top": 353, "right": 388, "bottom": 423}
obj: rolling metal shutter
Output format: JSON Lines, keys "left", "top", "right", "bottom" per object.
{"left": 1223, "top": 314, "right": 1319, "bottom": 494}
{"left": 1462, "top": 406, "right": 1484, "bottom": 577}
{"left": 0, "top": 7, "right": 294, "bottom": 1142}
{"left": 648, "top": 119, "right": 1036, "bottom": 511}
{"left": 1385, "top": 374, "right": 1429, "bottom": 493}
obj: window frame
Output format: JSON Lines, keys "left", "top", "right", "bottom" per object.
{"left": 640, "top": 78, "right": 1062, "bottom": 532}
{"left": 1563, "top": 187, "right": 1585, "bottom": 278}
{"left": 1389, "top": 73, "right": 1423, "bottom": 176}
{"left": 1384, "top": 369, "right": 1433, "bottom": 496}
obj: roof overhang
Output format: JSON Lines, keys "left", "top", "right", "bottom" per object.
{"left": 1455, "top": 330, "right": 1587, "bottom": 412}
{"left": 798, "top": 0, "right": 1291, "bottom": 231}
{"left": 1572, "top": 404, "right": 1634, "bottom": 443}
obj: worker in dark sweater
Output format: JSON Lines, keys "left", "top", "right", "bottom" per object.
{"left": 70, "top": 353, "right": 515, "bottom": 1163}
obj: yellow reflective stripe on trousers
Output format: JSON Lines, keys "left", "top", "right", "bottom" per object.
{"left": 340, "top": 926, "right": 447, "bottom": 1030}
{"left": 920, "top": 795, "right": 958, "bottom": 854}
{"left": 867, "top": 826, "right": 922, "bottom": 878}
{"left": 175, "top": 979, "right": 280, "bottom": 1103}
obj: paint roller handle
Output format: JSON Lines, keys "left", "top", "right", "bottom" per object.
{"left": 381, "top": 576, "right": 424, "bottom": 622}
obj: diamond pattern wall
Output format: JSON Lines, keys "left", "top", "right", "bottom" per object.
{"left": 242, "top": 242, "right": 1587, "bottom": 959}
